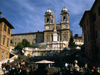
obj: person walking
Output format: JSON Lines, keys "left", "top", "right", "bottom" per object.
{"left": 85, "top": 63, "right": 88, "bottom": 71}
{"left": 2, "top": 67, "right": 6, "bottom": 74}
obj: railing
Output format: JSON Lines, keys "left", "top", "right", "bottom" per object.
{"left": 0, "top": 51, "right": 18, "bottom": 68}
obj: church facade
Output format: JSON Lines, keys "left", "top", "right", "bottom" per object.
{"left": 11, "top": 7, "right": 83, "bottom": 48}
{"left": 44, "top": 7, "right": 72, "bottom": 43}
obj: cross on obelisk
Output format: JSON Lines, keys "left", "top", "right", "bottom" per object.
{"left": 0, "top": 11, "right": 2, "bottom": 18}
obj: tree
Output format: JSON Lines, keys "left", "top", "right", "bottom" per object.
{"left": 15, "top": 43, "right": 24, "bottom": 51}
{"left": 10, "top": 40, "right": 13, "bottom": 44}
{"left": 75, "top": 34, "right": 78, "bottom": 38}
{"left": 68, "top": 37, "right": 76, "bottom": 47}
{"left": 22, "top": 39, "right": 31, "bottom": 47}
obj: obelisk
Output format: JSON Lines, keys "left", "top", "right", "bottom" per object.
{"left": 53, "top": 12, "right": 58, "bottom": 41}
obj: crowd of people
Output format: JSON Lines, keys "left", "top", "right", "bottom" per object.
{"left": 1, "top": 53, "right": 100, "bottom": 75}
{"left": 1, "top": 59, "right": 100, "bottom": 75}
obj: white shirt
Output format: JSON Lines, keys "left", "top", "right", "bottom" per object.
{"left": 65, "top": 63, "right": 68, "bottom": 67}
{"left": 2, "top": 67, "right": 6, "bottom": 71}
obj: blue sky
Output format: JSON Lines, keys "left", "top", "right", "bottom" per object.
{"left": 0, "top": 0, "right": 95, "bottom": 36}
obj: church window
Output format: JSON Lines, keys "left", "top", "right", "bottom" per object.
{"left": 63, "top": 16, "right": 66, "bottom": 21}
{"left": 47, "top": 18, "right": 49, "bottom": 23}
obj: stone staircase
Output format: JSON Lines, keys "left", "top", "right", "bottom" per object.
{"left": 0, "top": 50, "right": 18, "bottom": 75}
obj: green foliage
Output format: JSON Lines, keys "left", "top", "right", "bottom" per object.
{"left": 69, "top": 37, "right": 76, "bottom": 47}
{"left": 10, "top": 40, "right": 13, "bottom": 44}
{"left": 15, "top": 43, "right": 24, "bottom": 51}
{"left": 15, "top": 39, "right": 39, "bottom": 51}
{"left": 22, "top": 39, "right": 31, "bottom": 47}
{"left": 30, "top": 46, "right": 39, "bottom": 48}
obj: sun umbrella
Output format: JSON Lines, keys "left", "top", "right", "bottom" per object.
{"left": 35, "top": 60, "right": 55, "bottom": 64}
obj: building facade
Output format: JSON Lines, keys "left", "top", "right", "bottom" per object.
{"left": 11, "top": 31, "right": 44, "bottom": 46}
{"left": 11, "top": 7, "right": 83, "bottom": 48}
{"left": 80, "top": 0, "right": 100, "bottom": 61}
{"left": 0, "top": 17, "right": 14, "bottom": 61}
{"left": 44, "top": 7, "right": 72, "bottom": 44}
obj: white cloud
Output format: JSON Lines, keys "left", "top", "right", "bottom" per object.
{"left": 1, "top": 0, "right": 95, "bottom": 36}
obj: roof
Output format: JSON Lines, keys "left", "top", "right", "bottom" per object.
{"left": 79, "top": 0, "right": 98, "bottom": 27}
{"left": 79, "top": 10, "right": 90, "bottom": 27}
{"left": 0, "top": 18, "right": 14, "bottom": 29}
{"left": 62, "top": 6, "right": 68, "bottom": 11}
{"left": 11, "top": 31, "right": 44, "bottom": 36}
{"left": 46, "top": 8, "right": 52, "bottom": 12}
{"left": 73, "top": 36, "right": 82, "bottom": 39}
{"left": 91, "top": 0, "right": 98, "bottom": 11}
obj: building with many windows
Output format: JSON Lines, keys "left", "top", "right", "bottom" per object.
{"left": 80, "top": 0, "right": 100, "bottom": 61}
{"left": 0, "top": 14, "right": 14, "bottom": 61}
{"left": 11, "top": 31, "right": 44, "bottom": 46}
{"left": 11, "top": 7, "right": 84, "bottom": 48}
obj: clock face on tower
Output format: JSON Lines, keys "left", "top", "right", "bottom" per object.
{"left": 63, "top": 25, "right": 66, "bottom": 28}
{"left": 46, "top": 26, "right": 49, "bottom": 30}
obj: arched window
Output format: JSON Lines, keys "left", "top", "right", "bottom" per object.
{"left": 63, "top": 16, "right": 66, "bottom": 21}
{"left": 47, "top": 18, "right": 49, "bottom": 23}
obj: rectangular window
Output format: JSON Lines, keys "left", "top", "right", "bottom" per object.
{"left": 2, "top": 51, "right": 4, "bottom": 58}
{"left": 7, "top": 38, "right": 9, "bottom": 47}
{"left": 75, "top": 39, "right": 77, "bottom": 42}
{"left": 98, "top": 6, "right": 100, "bottom": 15}
{"left": 95, "top": 30, "right": 97, "bottom": 39}
{"left": 35, "top": 39, "right": 37, "bottom": 43}
{"left": 93, "top": 13, "right": 96, "bottom": 22}
{"left": 6, "top": 53, "right": 8, "bottom": 59}
{"left": 89, "top": 49, "right": 91, "bottom": 57}
{"left": 15, "top": 42, "right": 16, "bottom": 45}
{"left": 98, "top": 29, "right": 100, "bottom": 37}
{"left": 36, "top": 35, "right": 37, "bottom": 38}
{"left": 85, "top": 34, "right": 87, "bottom": 44}
{"left": 87, "top": 19, "right": 88, "bottom": 26}
{"left": 8, "top": 28, "right": 10, "bottom": 34}
{"left": 88, "top": 33, "right": 90, "bottom": 42}
{"left": 84, "top": 24, "right": 86, "bottom": 30}
{"left": 3, "top": 35, "right": 6, "bottom": 45}
{"left": 96, "top": 46, "right": 99, "bottom": 54}
{"left": 4, "top": 24, "right": 6, "bottom": 31}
